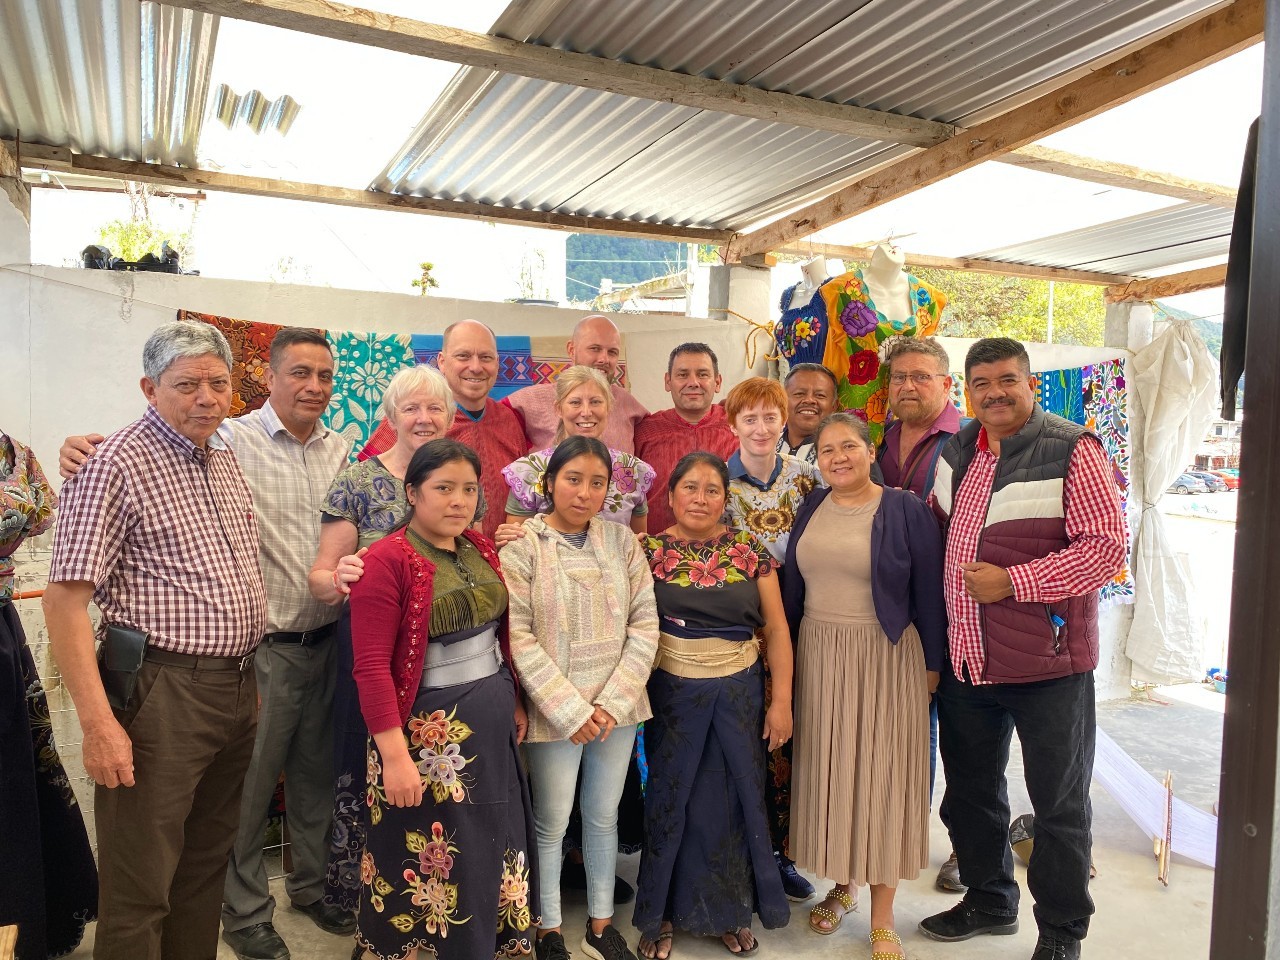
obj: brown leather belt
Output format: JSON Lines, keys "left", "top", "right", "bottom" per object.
{"left": 144, "top": 647, "right": 256, "bottom": 673}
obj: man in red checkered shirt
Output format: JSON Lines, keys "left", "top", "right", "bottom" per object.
{"left": 44, "top": 321, "right": 268, "bottom": 960}
{"left": 919, "top": 338, "right": 1126, "bottom": 960}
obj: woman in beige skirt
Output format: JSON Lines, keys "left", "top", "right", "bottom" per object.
{"left": 781, "top": 413, "right": 947, "bottom": 958}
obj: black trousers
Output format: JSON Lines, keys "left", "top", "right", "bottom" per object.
{"left": 937, "top": 667, "right": 1095, "bottom": 942}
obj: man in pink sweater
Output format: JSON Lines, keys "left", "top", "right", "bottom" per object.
{"left": 504, "top": 314, "right": 649, "bottom": 453}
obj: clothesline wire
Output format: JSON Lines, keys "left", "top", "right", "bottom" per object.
{"left": 1, "top": 262, "right": 221, "bottom": 314}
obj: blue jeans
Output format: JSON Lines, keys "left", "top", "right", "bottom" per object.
{"left": 525, "top": 725, "right": 638, "bottom": 928}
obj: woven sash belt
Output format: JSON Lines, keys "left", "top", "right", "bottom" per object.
{"left": 420, "top": 625, "right": 501, "bottom": 689}
{"left": 656, "top": 631, "right": 759, "bottom": 679}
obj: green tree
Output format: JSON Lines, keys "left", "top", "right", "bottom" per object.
{"left": 913, "top": 267, "right": 1105, "bottom": 346}
{"left": 95, "top": 182, "right": 193, "bottom": 264}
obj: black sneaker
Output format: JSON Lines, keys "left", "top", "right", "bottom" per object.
{"left": 774, "top": 851, "right": 815, "bottom": 902}
{"left": 581, "top": 923, "right": 636, "bottom": 960}
{"left": 1031, "top": 934, "right": 1082, "bottom": 959}
{"left": 536, "top": 930, "right": 572, "bottom": 960}
{"left": 221, "top": 922, "right": 290, "bottom": 960}
{"left": 919, "top": 901, "right": 1019, "bottom": 942}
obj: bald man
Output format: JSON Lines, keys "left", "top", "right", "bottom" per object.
{"left": 503, "top": 314, "right": 648, "bottom": 453}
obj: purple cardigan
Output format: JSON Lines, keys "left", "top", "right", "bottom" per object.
{"left": 782, "top": 486, "right": 947, "bottom": 672}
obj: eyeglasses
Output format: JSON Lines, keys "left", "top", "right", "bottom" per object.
{"left": 967, "top": 375, "right": 1027, "bottom": 393}
{"left": 888, "top": 373, "right": 948, "bottom": 386}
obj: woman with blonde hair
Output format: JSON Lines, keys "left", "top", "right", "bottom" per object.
{"left": 502, "top": 365, "right": 654, "bottom": 533}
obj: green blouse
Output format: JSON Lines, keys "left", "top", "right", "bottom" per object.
{"left": 405, "top": 527, "right": 507, "bottom": 636}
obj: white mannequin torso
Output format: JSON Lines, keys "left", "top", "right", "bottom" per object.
{"left": 862, "top": 243, "right": 912, "bottom": 324}
{"left": 785, "top": 256, "right": 835, "bottom": 308}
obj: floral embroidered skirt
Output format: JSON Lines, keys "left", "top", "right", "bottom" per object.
{"left": 325, "top": 607, "right": 368, "bottom": 912}
{"left": 358, "top": 668, "right": 540, "bottom": 960}
{"left": 0, "top": 601, "right": 98, "bottom": 958}
{"left": 633, "top": 662, "right": 789, "bottom": 940}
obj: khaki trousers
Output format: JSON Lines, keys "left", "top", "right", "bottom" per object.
{"left": 93, "top": 658, "right": 257, "bottom": 960}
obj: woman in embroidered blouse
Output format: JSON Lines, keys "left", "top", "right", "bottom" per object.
{"left": 782, "top": 413, "right": 946, "bottom": 957}
{"left": 349, "top": 438, "right": 538, "bottom": 960}
{"left": 1, "top": 435, "right": 97, "bottom": 959}
{"left": 308, "top": 364, "right": 459, "bottom": 913}
{"left": 501, "top": 436, "right": 659, "bottom": 960}
{"left": 633, "top": 452, "right": 792, "bottom": 959}
{"left": 722, "top": 375, "right": 819, "bottom": 906}
{"left": 502, "top": 365, "right": 655, "bottom": 534}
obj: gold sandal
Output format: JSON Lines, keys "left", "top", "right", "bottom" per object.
{"left": 869, "top": 927, "right": 904, "bottom": 959}
{"left": 808, "top": 887, "right": 856, "bottom": 935}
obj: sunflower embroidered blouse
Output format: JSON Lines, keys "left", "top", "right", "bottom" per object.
{"left": 501, "top": 445, "right": 655, "bottom": 526}
{"left": 724, "top": 452, "right": 818, "bottom": 564}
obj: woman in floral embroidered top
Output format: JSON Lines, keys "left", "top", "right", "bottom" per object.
{"left": 502, "top": 365, "right": 655, "bottom": 533}
{"left": 309, "top": 364, "right": 463, "bottom": 915}
{"left": 633, "top": 452, "right": 793, "bottom": 959}
{"left": 349, "top": 438, "right": 538, "bottom": 960}
{"left": 722, "top": 376, "right": 820, "bottom": 904}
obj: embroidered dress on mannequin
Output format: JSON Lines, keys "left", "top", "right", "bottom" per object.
{"left": 0, "top": 434, "right": 98, "bottom": 958}
{"left": 774, "top": 258, "right": 834, "bottom": 375}
{"left": 819, "top": 245, "right": 948, "bottom": 445}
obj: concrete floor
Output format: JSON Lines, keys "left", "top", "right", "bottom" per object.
{"left": 69, "top": 685, "right": 1222, "bottom": 959}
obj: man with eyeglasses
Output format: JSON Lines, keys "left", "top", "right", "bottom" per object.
{"left": 878, "top": 336, "right": 967, "bottom": 894}
{"left": 920, "top": 338, "right": 1126, "bottom": 960}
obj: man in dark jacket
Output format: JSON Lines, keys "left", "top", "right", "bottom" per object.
{"left": 919, "top": 338, "right": 1126, "bottom": 960}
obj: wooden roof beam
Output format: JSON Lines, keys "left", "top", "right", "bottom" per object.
{"left": 159, "top": 0, "right": 955, "bottom": 148}
{"left": 1104, "top": 263, "right": 1228, "bottom": 302}
{"left": 730, "top": 0, "right": 1262, "bottom": 259}
{"left": 998, "top": 145, "right": 1238, "bottom": 208}
{"left": 773, "top": 243, "right": 1135, "bottom": 286}
{"left": 39, "top": 151, "right": 734, "bottom": 245}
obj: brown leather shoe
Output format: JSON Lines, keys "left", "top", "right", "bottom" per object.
{"left": 935, "top": 851, "right": 967, "bottom": 892}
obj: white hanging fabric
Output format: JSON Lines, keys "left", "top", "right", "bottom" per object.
{"left": 1124, "top": 319, "right": 1220, "bottom": 681}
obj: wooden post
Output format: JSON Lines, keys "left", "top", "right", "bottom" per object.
{"left": 1211, "top": 0, "right": 1280, "bottom": 953}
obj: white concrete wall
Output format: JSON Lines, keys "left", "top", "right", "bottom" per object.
{"left": 0, "top": 265, "right": 763, "bottom": 472}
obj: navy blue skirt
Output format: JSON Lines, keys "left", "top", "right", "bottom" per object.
{"left": 633, "top": 661, "right": 789, "bottom": 939}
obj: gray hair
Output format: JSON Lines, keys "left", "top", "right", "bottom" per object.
{"left": 142, "top": 320, "right": 233, "bottom": 382}
{"left": 884, "top": 336, "right": 950, "bottom": 375}
{"left": 382, "top": 363, "right": 457, "bottom": 424}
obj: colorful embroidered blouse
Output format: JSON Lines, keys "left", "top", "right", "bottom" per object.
{"left": 502, "top": 446, "right": 655, "bottom": 525}
{"left": 773, "top": 283, "right": 828, "bottom": 367}
{"left": 643, "top": 529, "right": 776, "bottom": 641}
{"left": 321, "top": 457, "right": 409, "bottom": 549}
{"left": 820, "top": 268, "right": 948, "bottom": 446}
{"left": 724, "top": 452, "right": 818, "bottom": 564}
{"left": 0, "top": 436, "right": 56, "bottom": 604}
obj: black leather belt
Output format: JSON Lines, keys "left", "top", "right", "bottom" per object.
{"left": 264, "top": 623, "right": 336, "bottom": 646}
{"left": 144, "top": 648, "right": 256, "bottom": 673}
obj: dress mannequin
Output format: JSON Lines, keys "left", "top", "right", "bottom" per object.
{"left": 860, "top": 244, "right": 912, "bottom": 324}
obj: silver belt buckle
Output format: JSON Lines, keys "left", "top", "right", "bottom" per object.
{"left": 238, "top": 652, "right": 255, "bottom": 672}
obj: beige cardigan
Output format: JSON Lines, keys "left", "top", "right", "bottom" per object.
{"left": 501, "top": 515, "right": 658, "bottom": 743}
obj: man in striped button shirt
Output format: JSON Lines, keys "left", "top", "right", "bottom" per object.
{"left": 45, "top": 321, "right": 269, "bottom": 960}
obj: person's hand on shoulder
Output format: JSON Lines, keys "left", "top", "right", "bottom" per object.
{"left": 59, "top": 433, "right": 104, "bottom": 480}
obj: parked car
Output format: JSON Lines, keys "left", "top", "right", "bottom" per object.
{"left": 1167, "top": 473, "right": 1208, "bottom": 495}
{"left": 1209, "top": 470, "right": 1240, "bottom": 489}
{"left": 1186, "top": 470, "right": 1228, "bottom": 492}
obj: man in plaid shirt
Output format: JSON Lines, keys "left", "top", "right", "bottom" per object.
{"left": 919, "top": 338, "right": 1126, "bottom": 960}
{"left": 45, "top": 321, "right": 268, "bottom": 960}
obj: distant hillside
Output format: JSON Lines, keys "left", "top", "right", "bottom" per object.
{"left": 1154, "top": 300, "right": 1223, "bottom": 358}
{"left": 566, "top": 235, "right": 685, "bottom": 302}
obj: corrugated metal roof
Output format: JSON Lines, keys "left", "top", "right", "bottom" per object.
{"left": 971, "top": 203, "right": 1234, "bottom": 276}
{"left": 0, "top": 0, "right": 217, "bottom": 166}
{"left": 375, "top": 0, "right": 1222, "bottom": 230}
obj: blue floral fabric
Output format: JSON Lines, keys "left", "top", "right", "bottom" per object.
{"left": 325, "top": 332, "right": 415, "bottom": 461}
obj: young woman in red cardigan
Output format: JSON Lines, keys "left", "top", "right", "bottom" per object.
{"left": 348, "top": 438, "right": 539, "bottom": 960}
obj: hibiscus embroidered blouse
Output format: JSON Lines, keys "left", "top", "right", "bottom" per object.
{"left": 724, "top": 452, "right": 819, "bottom": 564}
{"left": 643, "top": 529, "right": 776, "bottom": 641}
{"left": 502, "top": 445, "right": 655, "bottom": 525}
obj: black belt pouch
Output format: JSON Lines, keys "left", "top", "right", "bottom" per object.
{"left": 99, "top": 624, "right": 148, "bottom": 710}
